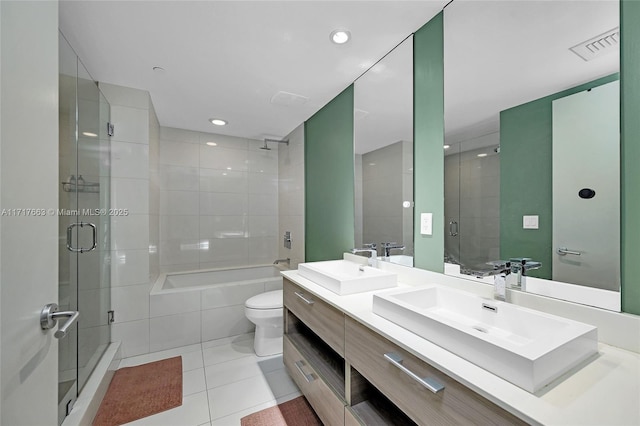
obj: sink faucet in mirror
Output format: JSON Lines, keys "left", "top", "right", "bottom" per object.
{"left": 381, "top": 242, "right": 405, "bottom": 258}
{"left": 508, "top": 258, "right": 542, "bottom": 291}
{"left": 351, "top": 243, "right": 378, "bottom": 267}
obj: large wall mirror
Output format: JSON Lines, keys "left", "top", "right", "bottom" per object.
{"left": 354, "top": 36, "right": 414, "bottom": 267}
{"left": 443, "top": 1, "right": 620, "bottom": 310}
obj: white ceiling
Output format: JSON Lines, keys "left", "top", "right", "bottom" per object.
{"left": 59, "top": 0, "right": 448, "bottom": 141}
{"left": 59, "top": 1, "right": 619, "bottom": 150}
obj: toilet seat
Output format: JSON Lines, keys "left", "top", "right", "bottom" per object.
{"left": 245, "top": 290, "right": 283, "bottom": 310}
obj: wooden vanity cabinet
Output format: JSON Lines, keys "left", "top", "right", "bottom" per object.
{"left": 282, "top": 277, "right": 527, "bottom": 426}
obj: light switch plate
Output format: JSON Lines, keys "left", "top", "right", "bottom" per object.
{"left": 421, "top": 213, "right": 433, "bottom": 235}
{"left": 523, "top": 215, "right": 539, "bottom": 229}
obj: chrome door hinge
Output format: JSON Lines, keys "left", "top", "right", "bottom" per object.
{"left": 108, "top": 310, "right": 115, "bottom": 324}
{"left": 107, "top": 122, "right": 114, "bottom": 137}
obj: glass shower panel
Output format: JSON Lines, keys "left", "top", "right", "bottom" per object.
{"left": 458, "top": 141, "right": 500, "bottom": 272}
{"left": 76, "top": 59, "right": 111, "bottom": 392}
{"left": 58, "top": 33, "right": 79, "bottom": 425}
{"left": 443, "top": 143, "right": 461, "bottom": 267}
{"left": 58, "top": 33, "right": 111, "bottom": 424}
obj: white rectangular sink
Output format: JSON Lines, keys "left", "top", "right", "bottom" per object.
{"left": 373, "top": 286, "right": 597, "bottom": 392}
{"left": 297, "top": 260, "right": 397, "bottom": 295}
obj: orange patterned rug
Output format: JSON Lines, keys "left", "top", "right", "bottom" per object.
{"left": 93, "top": 356, "right": 182, "bottom": 426}
{"left": 241, "top": 396, "right": 322, "bottom": 426}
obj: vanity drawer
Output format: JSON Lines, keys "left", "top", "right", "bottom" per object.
{"left": 345, "top": 317, "right": 526, "bottom": 426}
{"left": 284, "top": 336, "right": 346, "bottom": 426}
{"left": 284, "top": 278, "right": 345, "bottom": 356}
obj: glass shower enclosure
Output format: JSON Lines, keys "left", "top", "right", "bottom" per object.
{"left": 59, "top": 33, "right": 112, "bottom": 425}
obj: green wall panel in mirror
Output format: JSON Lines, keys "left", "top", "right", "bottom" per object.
{"left": 304, "top": 85, "right": 355, "bottom": 262}
{"left": 500, "top": 74, "right": 619, "bottom": 280}
{"left": 621, "top": 0, "right": 640, "bottom": 315}
{"left": 414, "top": 12, "right": 444, "bottom": 272}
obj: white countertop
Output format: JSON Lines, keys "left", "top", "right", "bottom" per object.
{"left": 282, "top": 270, "right": 640, "bottom": 426}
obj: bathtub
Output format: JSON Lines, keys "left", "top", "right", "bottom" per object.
{"left": 148, "top": 265, "right": 284, "bottom": 352}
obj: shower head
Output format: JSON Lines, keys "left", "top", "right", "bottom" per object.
{"left": 260, "top": 140, "right": 271, "bottom": 150}
{"left": 260, "top": 138, "right": 289, "bottom": 150}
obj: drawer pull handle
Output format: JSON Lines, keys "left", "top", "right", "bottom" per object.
{"left": 384, "top": 352, "right": 444, "bottom": 394}
{"left": 294, "top": 291, "right": 315, "bottom": 305}
{"left": 294, "top": 360, "right": 315, "bottom": 383}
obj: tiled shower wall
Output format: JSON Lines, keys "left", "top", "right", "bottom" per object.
{"left": 158, "top": 127, "right": 279, "bottom": 272}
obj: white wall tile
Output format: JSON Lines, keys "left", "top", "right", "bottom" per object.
{"left": 111, "top": 283, "right": 150, "bottom": 322}
{"left": 159, "top": 164, "right": 199, "bottom": 191}
{"left": 199, "top": 146, "right": 248, "bottom": 171}
{"left": 199, "top": 169, "right": 248, "bottom": 193}
{"left": 150, "top": 291, "right": 201, "bottom": 317}
{"left": 249, "top": 193, "right": 277, "bottom": 216}
{"left": 248, "top": 172, "right": 278, "bottom": 195}
{"left": 248, "top": 237, "right": 278, "bottom": 265}
{"left": 110, "top": 105, "right": 149, "bottom": 144}
{"left": 160, "top": 214, "right": 200, "bottom": 241}
{"left": 265, "top": 279, "right": 284, "bottom": 292}
{"left": 199, "top": 133, "right": 248, "bottom": 150}
{"left": 199, "top": 239, "right": 248, "bottom": 264}
{"left": 247, "top": 216, "right": 278, "bottom": 238}
{"left": 111, "top": 249, "right": 150, "bottom": 286}
{"left": 199, "top": 215, "right": 246, "bottom": 239}
{"left": 200, "top": 193, "right": 248, "bottom": 216}
{"left": 160, "top": 239, "right": 200, "bottom": 266}
{"left": 160, "top": 140, "right": 199, "bottom": 166}
{"left": 111, "top": 214, "right": 150, "bottom": 250}
{"left": 248, "top": 150, "right": 278, "bottom": 174}
{"left": 201, "top": 305, "right": 254, "bottom": 342}
{"left": 160, "top": 126, "right": 200, "bottom": 144}
{"left": 111, "top": 319, "right": 150, "bottom": 358}
{"left": 150, "top": 311, "right": 201, "bottom": 352}
{"left": 111, "top": 178, "right": 149, "bottom": 214}
{"left": 160, "top": 191, "right": 199, "bottom": 216}
{"left": 111, "top": 141, "right": 149, "bottom": 179}
{"left": 201, "top": 282, "right": 264, "bottom": 310}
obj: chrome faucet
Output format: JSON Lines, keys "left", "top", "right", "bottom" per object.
{"left": 273, "top": 258, "right": 290, "bottom": 267}
{"left": 507, "top": 258, "right": 542, "bottom": 291}
{"left": 479, "top": 261, "right": 513, "bottom": 301}
{"left": 351, "top": 243, "right": 378, "bottom": 267}
{"left": 381, "top": 242, "right": 405, "bottom": 258}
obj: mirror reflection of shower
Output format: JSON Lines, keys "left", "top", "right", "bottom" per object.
{"left": 260, "top": 138, "right": 289, "bottom": 151}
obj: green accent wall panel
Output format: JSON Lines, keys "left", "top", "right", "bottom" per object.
{"left": 304, "top": 85, "right": 355, "bottom": 262}
{"left": 413, "top": 12, "right": 444, "bottom": 273}
{"left": 621, "top": 0, "right": 640, "bottom": 315}
{"left": 500, "top": 74, "right": 619, "bottom": 280}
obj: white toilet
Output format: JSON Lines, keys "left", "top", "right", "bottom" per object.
{"left": 244, "top": 290, "right": 283, "bottom": 356}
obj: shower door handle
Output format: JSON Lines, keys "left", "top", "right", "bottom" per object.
{"left": 66, "top": 222, "right": 97, "bottom": 253}
{"left": 40, "top": 303, "right": 80, "bottom": 339}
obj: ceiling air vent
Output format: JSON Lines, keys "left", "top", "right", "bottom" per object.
{"left": 570, "top": 27, "right": 619, "bottom": 61}
{"left": 270, "top": 91, "right": 309, "bottom": 107}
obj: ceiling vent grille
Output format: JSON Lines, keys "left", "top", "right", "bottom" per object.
{"left": 570, "top": 27, "right": 619, "bottom": 61}
{"left": 270, "top": 91, "right": 309, "bottom": 107}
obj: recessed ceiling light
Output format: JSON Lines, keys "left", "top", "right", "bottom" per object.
{"left": 206, "top": 142, "right": 217, "bottom": 147}
{"left": 210, "top": 118, "right": 227, "bottom": 126}
{"left": 443, "top": 145, "right": 450, "bottom": 150}
{"left": 477, "top": 153, "right": 488, "bottom": 158}
{"left": 330, "top": 29, "right": 351, "bottom": 44}
{"left": 82, "top": 132, "right": 98, "bottom": 137}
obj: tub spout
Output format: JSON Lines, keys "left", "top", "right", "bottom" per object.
{"left": 273, "top": 258, "right": 290, "bottom": 266}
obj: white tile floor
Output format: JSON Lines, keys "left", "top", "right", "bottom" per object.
{"left": 119, "top": 334, "right": 302, "bottom": 426}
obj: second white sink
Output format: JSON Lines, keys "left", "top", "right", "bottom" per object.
{"left": 298, "top": 259, "right": 397, "bottom": 295}
{"left": 373, "top": 286, "right": 598, "bottom": 392}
